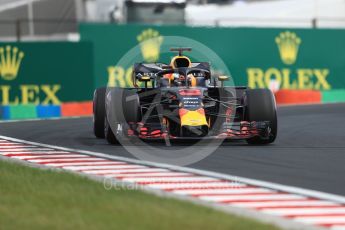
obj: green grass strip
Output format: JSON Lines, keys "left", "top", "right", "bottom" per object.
{"left": 322, "top": 90, "right": 345, "bottom": 103}
{"left": 0, "top": 160, "right": 279, "bottom": 230}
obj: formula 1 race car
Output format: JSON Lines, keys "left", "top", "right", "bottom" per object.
{"left": 93, "top": 48, "right": 277, "bottom": 145}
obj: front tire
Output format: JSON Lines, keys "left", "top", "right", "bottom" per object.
{"left": 104, "top": 116, "right": 118, "bottom": 144}
{"left": 245, "top": 89, "right": 277, "bottom": 145}
{"left": 106, "top": 88, "right": 142, "bottom": 124}
{"left": 105, "top": 88, "right": 142, "bottom": 144}
{"left": 93, "top": 87, "right": 106, "bottom": 138}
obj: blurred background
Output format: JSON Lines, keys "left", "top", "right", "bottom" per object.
{"left": 0, "top": 0, "right": 344, "bottom": 41}
{"left": 0, "top": 0, "right": 344, "bottom": 119}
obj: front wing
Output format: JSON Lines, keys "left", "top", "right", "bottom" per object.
{"left": 123, "top": 121, "right": 272, "bottom": 140}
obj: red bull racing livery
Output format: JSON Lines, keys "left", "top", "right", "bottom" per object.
{"left": 93, "top": 48, "right": 277, "bottom": 145}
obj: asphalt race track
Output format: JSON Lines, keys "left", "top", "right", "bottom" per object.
{"left": 1, "top": 103, "right": 345, "bottom": 196}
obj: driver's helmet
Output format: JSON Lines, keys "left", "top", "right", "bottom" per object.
{"left": 171, "top": 56, "right": 191, "bottom": 69}
{"left": 163, "top": 56, "right": 196, "bottom": 87}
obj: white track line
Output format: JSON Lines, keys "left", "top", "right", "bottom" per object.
{"left": 123, "top": 176, "right": 220, "bottom": 183}
{"left": 82, "top": 166, "right": 149, "bottom": 174}
{"left": 331, "top": 225, "right": 345, "bottom": 230}
{"left": 11, "top": 154, "right": 88, "bottom": 160}
{"left": 295, "top": 217, "right": 345, "bottom": 224}
{"left": 28, "top": 158, "right": 105, "bottom": 163}
{"left": 199, "top": 194, "right": 306, "bottom": 202}
{"left": 0, "top": 148, "right": 56, "bottom": 152}
{"left": 76, "top": 165, "right": 149, "bottom": 170}
{"left": 102, "top": 168, "right": 170, "bottom": 176}
{"left": 45, "top": 161, "right": 118, "bottom": 167}
{"left": 263, "top": 208, "right": 345, "bottom": 216}
{"left": 0, "top": 144, "right": 36, "bottom": 147}
{"left": 62, "top": 164, "right": 135, "bottom": 170}
{"left": 0, "top": 151, "right": 70, "bottom": 155}
{"left": 0, "top": 116, "right": 88, "bottom": 123}
{"left": 231, "top": 200, "right": 339, "bottom": 208}
{"left": 172, "top": 188, "right": 275, "bottom": 195}
{"left": 113, "top": 172, "right": 193, "bottom": 178}
{"left": 0, "top": 146, "right": 38, "bottom": 149}
{"left": 146, "top": 182, "right": 246, "bottom": 190}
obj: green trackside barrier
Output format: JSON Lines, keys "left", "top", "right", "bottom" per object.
{"left": 79, "top": 24, "right": 345, "bottom": 91}
{"left": 0, "top": 42, "right": 94, "bottom": 106}
{"left": 322, "top": 90, "right": 345, "bottom": 103}
{"left": 8, "top": 105, "right": 37, "bottom": 119}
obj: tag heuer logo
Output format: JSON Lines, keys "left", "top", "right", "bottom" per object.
{"left": 275, "top": 31, "right": 301, "bottom": 65}
{"left": 0, "top": 45, "right": 24, "bottom": 81}
{"left": 137, "top": 28, "right": 163, "bottom": 62}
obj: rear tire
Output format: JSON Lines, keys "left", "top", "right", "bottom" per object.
{"left": 245, "top": 89, "right": 277, "bottom": 145}
{"left": 93, "top": 87, "right": 106, "bottom": 138}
